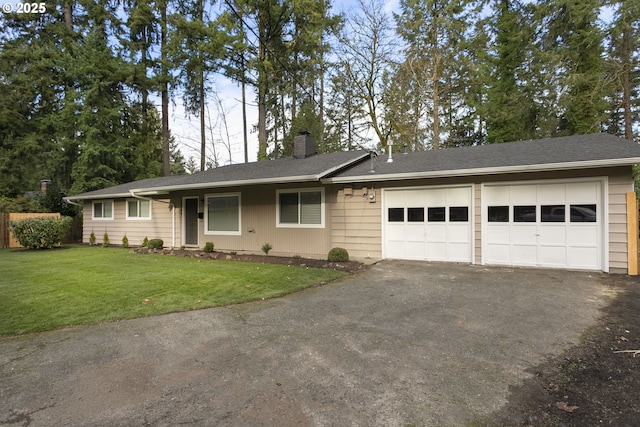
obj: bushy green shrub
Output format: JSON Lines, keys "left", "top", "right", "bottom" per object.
{"left": 89, "top": 231, "right": 96, "bottom": 246}
{"left": 102, "top": 232, "right": 110, "bottom": 248}
{"left": 261, "top": 242, "right": 272, "bottom": 255}
{"left": 9, "top": 216, "right": 72, "bottom": 249}
{"left": 203, "top": 242, "right": 214, "bottom": 252}
{"left": 122, "top": 234, "right": 129, "bottom": 249}
{"left": 148, "top": 238, "right": 163, "bottom": 250}
{"left": 328, "top": 247, "right": 349, "bottom": 262}
{"left": 142, "top": 236, "right": 149, "bottom": 247}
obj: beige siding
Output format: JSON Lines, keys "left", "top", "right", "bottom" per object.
{"left": 82, "top": 199, "right": 175, "bottom": 247}
{"left": 330, "top": 185, "right": 382, "bottom": 259}
{"left": 172, "top": 184, "right": 332, "bottom": 258}
{"left": 608, "top": 171, "right": 634, "bottom": 272}
{"left": 474, "top": 184, "right": 482, "bottom": 264}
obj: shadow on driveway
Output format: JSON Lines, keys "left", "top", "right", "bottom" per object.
{"left": 0, "top": 261, "right": 624, "bottom": 426}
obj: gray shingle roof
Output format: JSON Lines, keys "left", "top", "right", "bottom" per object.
{"left": 68, "top": 133, "right": 640, "bottom": 200}
{"left": 326, "top": 133, "right": 640, "bottom": 182}
{"left": 69, "top": 150, "right": 369, "bottom": 200}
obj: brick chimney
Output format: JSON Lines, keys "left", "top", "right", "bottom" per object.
{"left": 40, "top": 179, "right": 52, "bottom": 195}
{"left": 293, "top": 131, "right": 317, "bottom": 159}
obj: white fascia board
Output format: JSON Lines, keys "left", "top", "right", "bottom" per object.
{"left": 139, "top": 174, "right": 322, "bottom": 193}
{"left": 321, "top": 158, "right": 640, "bottom": 184}
{"left": 65, "top": 192, "right": 133, "bottom": 201}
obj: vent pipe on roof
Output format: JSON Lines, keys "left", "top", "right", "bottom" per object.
{"left": 294, "top": 131, "right": 317, "bottom": 159}
{"left": 387, "top": 142, "right": 393, "bottom": 163}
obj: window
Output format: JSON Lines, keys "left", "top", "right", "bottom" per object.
{"left": 514, "top": 205, "right": 536, "bottom": 222}
{"left": 407, "top": 208, "right": 424, "bottom": 222}
{"left": 388, "top": 208, "right": 404, "bottom": 222}
{"left": 206, "top": 193, "right": 241, "bottom": 235}
{"left": 92, "top": 200, "right": 113, "bottom": 220}
{"left": 449, "top": 206, "right": 469, "bottom": 222}
{"left": 127, "top": 199, "right": 151, "bottom": 219}
{"left": 488, "top": 206, "right": 509, "bottom": 222}
{"left": 541, "top": 205, "right": 565, "bottom": 222}
{"left": 570, "top": 204, "right": 596, "bottom": 222}
{"left": 427, "top": 207, "right": 445, "bottom": 222}
{"left": 277, "top": 189, "right": 324, "bottom": 228}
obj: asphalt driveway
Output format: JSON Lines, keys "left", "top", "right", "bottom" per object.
{"left": 0, "top": 261, "right": 624, "bottom": 426}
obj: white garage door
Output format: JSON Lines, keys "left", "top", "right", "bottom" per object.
{"left": 482, "top": 180, "right": 603, "bottom": 270}
{"left": 383, "top": 186, "right": 473, "bottom": 262}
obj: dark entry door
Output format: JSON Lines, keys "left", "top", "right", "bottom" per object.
{"left": 184, "top": 198, "right": 198, "bottom": 246}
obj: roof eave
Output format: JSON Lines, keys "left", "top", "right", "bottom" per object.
{"left": 321, "top": 158, "right": 640, "bottom": 184}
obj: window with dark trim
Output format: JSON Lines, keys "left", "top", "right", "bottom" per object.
{"left": 514, "top": 205, "right": 536, "bottom": 222}
{"left": 449, "top": 206, "right": 469, "bottom": 222}
{"left": 407, "top": 207, "right": 425, "bottom": 222}
{"left": 388, "top": 208, "right": 404, "bottom": 222}
{"left": 488, "top": 206, "right": 509, "bottom": 222}
{"left": 427, "top": 207, "right": 445, "bottom": 222}
{"left": 570, "top": 204, "right": 596, "bottom": 222}
{"left": 541, "top": 205, "right": 565, "bottom": 222}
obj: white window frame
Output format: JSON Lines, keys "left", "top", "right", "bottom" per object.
{"left": 92, "top": 200, "right": 114, "bottom": 220}
{"left": 126, "top": 199, "right": 152, "bottom": 220}
{"left": 276, "top": 188, "right": 325, "bottom": 228}
{"left": 204, "top": 192, "right": 241, "bottom": 236}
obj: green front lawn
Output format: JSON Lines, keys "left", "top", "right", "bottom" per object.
{"left": 0, "top": 246, "right": 346, "bottom": 336}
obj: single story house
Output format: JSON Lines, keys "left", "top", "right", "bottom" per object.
{"left": 66, "top": 133, "right": 640, "bottom": 274}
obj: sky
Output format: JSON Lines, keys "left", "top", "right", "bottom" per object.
{"left": 169, "top": 0, "right": 401, "bottom": 169}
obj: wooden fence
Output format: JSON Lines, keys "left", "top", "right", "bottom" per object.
{"left": 0, "top": 213, "right": 60, "bottom": 248}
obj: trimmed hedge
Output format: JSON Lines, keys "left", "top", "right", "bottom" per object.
{"left": 328, "top": 247, "right": 349, "bottom": 262}
{"left": 148, "top": 239, "right": 164, "bottom": 250}
{"left": 10, "top": 216, "right": 72, "bottom": 249}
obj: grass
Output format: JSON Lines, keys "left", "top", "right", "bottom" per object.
{"left": 0, "top": 245, "right": 346, "bottom": 336}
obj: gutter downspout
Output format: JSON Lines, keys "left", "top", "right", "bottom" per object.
{"left": 129, "top": 190, "right": 175, "bottom": 249}
{"left": 64, "top": 197, "right": 82, "bottom": 207}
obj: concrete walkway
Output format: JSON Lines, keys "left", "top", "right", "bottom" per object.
{"left": 0, "top": 261, "right": 624, "bottom": 426}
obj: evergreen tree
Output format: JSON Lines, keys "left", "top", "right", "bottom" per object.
{"left": 604, "top": 0, "right": 640, "bottom": 141}
{"left": 540, "top": 0, "right": 608, "bottom": 135}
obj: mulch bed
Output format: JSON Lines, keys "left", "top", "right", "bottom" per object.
{"left": 134, "top": 247, "right": 369, "bottom": 274}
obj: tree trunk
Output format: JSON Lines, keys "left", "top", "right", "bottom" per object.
{"left": 161, "top": 1, "right": 170, "bottom": 176}
{"left": 621, "top": 26, "right": 633, "bottom": 140}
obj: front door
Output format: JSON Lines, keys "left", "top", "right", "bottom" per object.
{"left": 184, "top": 197, "right": 199, "bottom": 246}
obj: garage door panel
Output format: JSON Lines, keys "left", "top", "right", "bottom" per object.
{"left": 568, "top": 226, "right": 598, "bottom": 245}
{"left": 512, "top": 245, "right": 538, "bottom": 265}
{"left": 537, "top": 184, "right": 566, "bottom": 204}
{"left": 426, "top": 224, "right": 447, "bottom": 242}
{"left": 567, "top": 182, "right": 599, "bottom": 203}
{"left": 538, "top": 226, "right": 566, "bottom": 245}
{"left": 386, "top": 241, "right": 406, "bottom": 259}
{"left": 405, "top": 224, "right": 425, "bottom": 242}
{"left": 404, "top": 241, "right": 425, "bottom": 259}
{"left": 485, "top": 244, "right": 510, "bottom": 263}
{"left": 483, "top": 181, "right": 603, "bottom": 271}
{"left": 511, "top": 225, "right": 537, "bottom": 244}
{"left": 446, "top": 187, "right": 471, "bottom": 205}
{"left": 425, "top": 189, "right": 446, "bottom": 206}
{"left": 448, "top": 243, "right": 472, "bottom": 262}
{"left": 510, "top": 185, "right": 537, "bottom": 204}
{"left": 425, "top": 242, "right": 447, "bottom": 260}
{"left": 568, "top": 247, "right": 599, "bottom": 269}
{"left": 538, "top": 246, "right": 567, "bottom": 266}
{"left": 486, "top": 225, "right": 510, "bottom": 244}
{"left": 384, "top": 187, "right": 472, "bottom": 263}
{"left": 448, "top": 224, "right": 471, "bottom": 242}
